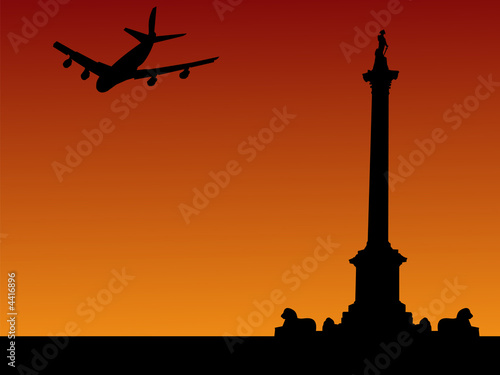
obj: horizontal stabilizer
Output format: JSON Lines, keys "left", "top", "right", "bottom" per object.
{"left": 154, "top": 33, "right": 186, "bottom": 43}
{"left": 124, "top": 28, "right": 149, "bottom": 43}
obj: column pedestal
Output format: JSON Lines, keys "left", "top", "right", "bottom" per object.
{"left": 341, "top": 246, "right": 413, "bottom": 337}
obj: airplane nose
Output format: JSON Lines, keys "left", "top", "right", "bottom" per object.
{"left": 96, "top": 78, "right": 112, "bottom": 93}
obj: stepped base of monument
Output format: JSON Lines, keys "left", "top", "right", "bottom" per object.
{"left": 4, "top": 335, "right": 499, "bottom": 374}
{"left": 341, "top": 301, "right": 414, "bottom": 339}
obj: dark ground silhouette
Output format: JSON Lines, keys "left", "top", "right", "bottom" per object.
{"left": 4, "top": 335, "right": 498, "bottom": 374}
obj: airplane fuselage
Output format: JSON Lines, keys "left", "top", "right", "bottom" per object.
{"left": 96, "top": 41, "right": 154, "bottom": 92}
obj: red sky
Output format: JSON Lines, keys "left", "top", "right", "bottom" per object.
{"left": 1, "top": 0, "right": 499, "bottom": 336}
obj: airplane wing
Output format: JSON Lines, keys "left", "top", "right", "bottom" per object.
{"left": 53, "top": 41, "right": 110, "bottom": 77}
{"left": 133, "top": 57, "right": 219, "bottom": 79}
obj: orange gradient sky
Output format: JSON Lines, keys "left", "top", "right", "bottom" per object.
{"left": 1, "top": 0, "right": 499, "bottom": 336}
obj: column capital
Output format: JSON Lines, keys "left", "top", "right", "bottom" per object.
{"left": 363, "top": 69, "right": 399, "bottom": 84}
{"left": 363, "top": 69, "right": 398, "bottom": 94}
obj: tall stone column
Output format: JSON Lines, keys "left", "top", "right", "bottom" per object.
{"left": 365, "top": 66, "right": 397, "bottom": 249}
{"left": 341, "top": 42, "right": 412, "bottom": 337}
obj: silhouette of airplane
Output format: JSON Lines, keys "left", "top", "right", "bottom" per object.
{"left": 53, "top": 7, "right": 218, "bottom": 92}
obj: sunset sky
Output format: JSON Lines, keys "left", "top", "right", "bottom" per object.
{"left": 1, "top": 0, "right": 499, "bottom": 337}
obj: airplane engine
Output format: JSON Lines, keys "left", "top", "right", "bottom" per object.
{"left": 147, "top": 77, "right": 157, "bottom": 86}
{"left": 81, "top": 69, "right": 90, "bottom": 80}
{"left": 63, "top": 58, "right": 72, "bottom": 68}
{"left": 179, "top": 69, "right": 190, "bottom": 79}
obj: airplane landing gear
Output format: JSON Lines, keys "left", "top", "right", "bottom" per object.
{"left": 179, "top": 68, "right": 190, "bottom": 79}
{"left": 63, "top": 58, "right": 72, "bottom": 68}
{"left": 81, "top": 69, "right": 90, "bottom": 80}
{"left": 147, "top": 76, "right": 158, "bottom": 86}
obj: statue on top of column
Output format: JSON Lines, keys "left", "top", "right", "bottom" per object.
{"left": 373, "top": 30, "right": 389, "bottom": 71}
{"left": 377, "top": 30, "right": 388, "bottom": 56}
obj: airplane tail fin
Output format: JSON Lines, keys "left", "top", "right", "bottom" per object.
{"left": 149, "top": 7, "right": 157, "bottom": 35}
{"left": 125, "top": 7, "right": 186, "bottom": 43}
